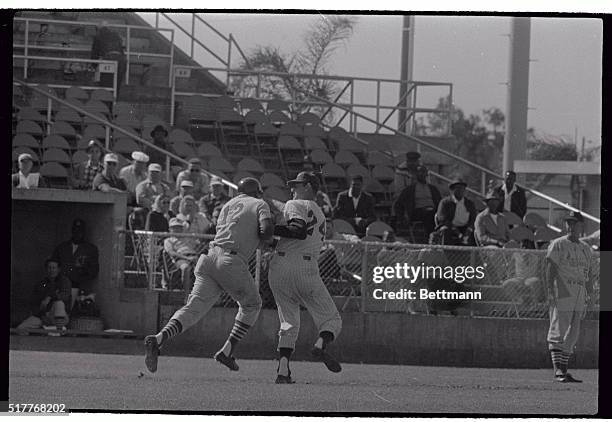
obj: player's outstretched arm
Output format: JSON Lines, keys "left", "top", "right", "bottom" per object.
{"left": 274, "top": 218, "right": 307, "bottom": 240}
{"left": 259, "top": 217, "right": 275, "bottom": 241}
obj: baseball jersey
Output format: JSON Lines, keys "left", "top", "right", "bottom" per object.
{"left": 210, "top": 194, "right": 271, "bottom": 260}
{"left": 276, "top": 199, "right": 326, "bottom": 257}
{"left": 547, "top": 235, "right": 595, "bottom": 286}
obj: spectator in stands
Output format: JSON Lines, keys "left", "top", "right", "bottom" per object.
{"left": 51, "top": 219, "right": 99, "bottom": 310}
{"left": 319, "top": 219, "right": 342, "bottom": 282}
{"left": 436, "top": 178, "right": 477, "bottom": 245}
{"left": 128, "top": 207, "right": 148, "bottom": 231}
{"left": 93, "top": 153, "right": 127, "bottom": 192}
{"left": 303, "top": 156, "right": 333, "bottom": 217}
{"left": 393, "top": 165, "right": 441, "bottom": 238}
{"left": 177, "top": 195, "right": 212, "bottom": 235}
{"left": 502, "top": 238, "right": 544, "bottom": 305}
{"left": 429, "top": 199, "right": 462, "bottom": 247}
{"left": 198, "top": 177, "right": 230, "bottom": 221}
{"left": 135, "top": 163, "right": 172, "bottom": 210}
{"left": 394, "top": 151, "right": 421, "bottom": 195}
{"left": 175, "top": 158, "right": 210, "bottom": 200}
{"left": 164, "top": 218, "right": 199, "bottom": 295}
{"left": 145, "top": 194, "right": 171, "bottom": 232}
{"left": 333, "top": 175, "right": 376, "bottom": 235}
{"left": 91, "top": 23, "right": 126, "bottom": 93}
{"left": 474, "top": 191, "right": 510, "bottom": 247}
{"left": 16, "top": 258, "right": 71, "bottom": 331}
{"left": 170, "top": 180, "right": 195, "bottom": 217}
{"left": 147, "top": 125, "right": 170, "bottom": 167}
{"left": 73, "top": 139, "right": 104, "bottom": 190}
{"left": 493, "top": 170, "right": 527, "bottom": 218}
{"left": 12, "top": 153, "right": 47, "bottom": 189}
{"left": 119, "top": 151, "right": 150, "bottom": 204}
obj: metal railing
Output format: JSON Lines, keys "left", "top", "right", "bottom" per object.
{"left": 121, "top": 230, "right": 600, "bottom": 319}
{"left": 13, "top": 16, "right": 175, "bottom": 87}
{"left": 13, "top": 79, "right": 237, "bottom": 192}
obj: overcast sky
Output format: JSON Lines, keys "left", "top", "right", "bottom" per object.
{"left": 139, "top": 13, "right": 602, "bottom": 145}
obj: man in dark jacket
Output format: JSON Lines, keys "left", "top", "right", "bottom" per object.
{"left": 393, "top": 165, "right": 441, "bottom": 238}
{"left": 332, "top": 175, "right": 376, "bottom": 234}
{"left": 493, "top": 170, "right": 527, "bottom": 218}
{"left": 16, "top": 258, "right": 71, "bottom": 330}
{"left": 436, "top": 178, "right": 477, "bottom": 245}
{"left": 51, "top": 219, "right": 99, "bottom": 311}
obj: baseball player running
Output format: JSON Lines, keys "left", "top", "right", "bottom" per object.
{"left": 268, "top": 171, "right": 342, "bottom": 384}
{"left": 546, "top": 211, "right": 596, "bottom": 383}
{"left": 144, "top": 178, "right": 273, "bottom": 373}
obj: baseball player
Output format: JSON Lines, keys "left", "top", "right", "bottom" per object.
{"left": 546, "top": 211, "right": 596, "bottom": 383}
{"left": 144, "top": 178, "right": 273, "bottom": 373}
{"left": 268, "top": 171, "right": 343, "bottom": 384}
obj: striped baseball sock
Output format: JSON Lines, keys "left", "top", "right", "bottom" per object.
{"left": 156, "top": 318, "right": 183, "bottom": 346}
{"left": 219, "top": 320, "right": 251, "bottom": 356}
{"left": 314, "top": 331, "right": 334, "bottom": 350}
{"left": 560, "top": 351, "right": 571, "bottom": 374}
{"left": 550, "top": 349, "right": 565, "bottom": 375}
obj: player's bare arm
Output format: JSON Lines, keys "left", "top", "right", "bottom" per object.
{"left": 273, "top": 218, "right": 307, "bottom": 240}
{"left": 259, "top": 217, "right": 274, "bottom": 241}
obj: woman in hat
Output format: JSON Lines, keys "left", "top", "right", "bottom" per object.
{"left": 12, "top": 153, "right": 47, "bottom": 189}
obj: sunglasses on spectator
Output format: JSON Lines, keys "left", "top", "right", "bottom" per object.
{"left": 190, "top": 168, "right": 200, "bottom": 173}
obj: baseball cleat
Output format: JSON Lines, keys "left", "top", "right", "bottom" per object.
{"left": 563, "top": 373, "right": 583, "bottom": 383}
{"left": 214, "top": 350, "right": 239, "bottom": 371}
{"left": 275, "top": 373, "right": 296, "bottom": 384}
{"left": 144, "top": 335, "right": 160, "bottom": 373}
{"left": 311, "top": 347, "right": 342, "bottom": 373}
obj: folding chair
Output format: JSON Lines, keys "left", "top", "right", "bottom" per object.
{"left": 40, "top": 162, "right": 70, "bottom": 188}
{"left": 237, "top": 158, "right": 265, "bottom": 175}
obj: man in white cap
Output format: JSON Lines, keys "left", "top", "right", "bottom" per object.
{"left": 119, "top": 151, "right": 149, "bottom": 203}
{"left": 12, "top": 153, "right": 47, "bottom": 189}
{"left": 73, "top": 139, "right": 104, "bottom": 190}
{"left": 170, "top": 180, "right": 195, "bottom": 217}
{"left": 92, "top": 153, "right": 127, "bottom": 192}
{"left": 198, "top": 176, "right": 229, "bottom": 221}
{"left": 136, "top": 163, "right": 172, "bottom": 210}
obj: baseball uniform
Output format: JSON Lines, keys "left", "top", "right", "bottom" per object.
{"left": 546, "top": 235, "right": 596, "bottom": 375}
{"left": 268, "top": 199, "right": 342, "bottom": 351}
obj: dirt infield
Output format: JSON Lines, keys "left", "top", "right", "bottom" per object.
{"left": 9, "top": 350, "right": 597, "bottom": 414}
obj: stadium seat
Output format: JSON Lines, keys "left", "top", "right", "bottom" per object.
{"left": 13, "top": 134, "right": 40, "bottom": 150}
{"left": 17, "top": 107, "right": 46, "bottom": 123}
{"left": 279, "top": 122, "right": 303, "bottom": 138}
{"left": 303, "top": 124, "right": 327, "bottom": 138}
{"left": 371, "top": 165, "right": 395, "bottom": 182}
{"left": 328, "top": 126, "right": 352, "bottom": 144}
{"left": 239, "top": 97, "right": 264, "bottom": 114}
{"left": 197, "top": 142, "right": 223, "bottom": 159}
{"left": 42, "top": 135, "right": 71, "bottom": 150}
{"left": 83, "top": 111, "right": 107, "bottom": 125}
{"left": 266, "top": 99, "right": 291, "bottom": 114}
{"left": 169, "top": 128, "right": 196, "bottom": 145}
{"left": 237, "top": 158, "right": 265, "bottom": 174}
{"left": 278, "top": 135, "right": 304, "bottom": 177}
{"left": 16, "top": 120, "right": 44, "bottom": 139}
{"left": 264, "top": 186, "right": 290, "bottom": 202}
{"left": 523, "top": 212, "right": 547, "bottom": 230}
{"left": 172, "top": 141, "right": 197, "bottom": 158}
{"left": 183, "top": 95, "right": 216, "bottom": 126}
{"left": 310, "top": 149, "right": 334, "bottom": 165}
{"left": 332, "top": 219, "right": 356, "bottom": 235}
{"left": 42, "top": 148, "right": 71, "bottom": 164}
{"left": 244, "top": 109, "right": 270, "bottom": 126}
{"left": 268, "top": 110, "right": 291, "bottom": 126}
{"left": 65, "top": 86, "right": 89, "bottom": 101}
{"left": 336, "top": 136, "right": 365, "bottom": 153}
{"left": 83, "top": 100, "right": 111, "bottom": 118}
{"left": 71, "top": 150, "right": 89, "bottom": 165}
{"left": 232, "top": 171, "right": 255, "bottom": 184}
{"left": 321, "top": 162, "right": 346, "bottom": 179}
{"left": 321, "top": 162, "right": 347, "bottom": 197}
{"left": 114, "top": 114, "right": 141, "bottom": 130}
{"left": 346, "top": 163, "right": 370, "bottom": 182}
{"left": 61, "top": 97, "right": 84, "bottom": 112}
{"left": 334, "top": 150, "right": 359, "bottom": 167}
{"left": 304, "top": 136, "right": 327, "bottom": 151}
{"left": 83, "top": 124, "right": 107, "bottom": 140}
{"left": 260, "top": 172, "right": 285, "bottom": 188}
{"left": 367, "top": 150, "right": 393, "bottom": 167}
{"left": 40, "top": 162, "right": 70, "bottom": 188}
{"left": 50, "top": 121, "right": 77, "bottom": 140}
{"left": 296, "top": 112, "right": 321, "bottom": 127}
{"left": 208, "top": 157, "right": 235, "bottom": 173}
{"left": 364, "top": 178, "right": 385, "bottom": 194}
{"left": 55, "top": 109, "right": 82, "bottom": 125}
{"left": 509, "top": 225, "right": 534, "bottom": 242}
{"left": 90, "top": 89, "right": 114, "bottom": 103}
{"left": 114, "top": 103, "right": 137, "bottom": 119}
{"left": 365, "top": 221, "right": 393, "bottom": 238}
{"left": 502, "top": 211, "right": 524, "bottom": 229}
{"left": 113, "top": 137, "right": 140, "bottom": 155}
{"left": 535, "top": 226, "right": 561, "bottom": 246}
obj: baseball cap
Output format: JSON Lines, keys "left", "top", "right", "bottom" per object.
{"left": 131, "top": 151, "right": 150, "bottom": 163}
{"left": 104, "top": 153, "right": 119, "bottom": 163}
{"left": 209, "top": 177, "right": 223, "bottom": 186}
{"left": 563, "top": 210, "right": 584, "bottom": 223}
{"left": 188, "top": 157, "right": 202, "bottom": 165}
{"left": 169, "top": 217, "right": 186, "bottom": 228}
{"left": 484, "top": 191, "right": 501, "bottom": 201}
{"left": 148, "top": 163, "right": 162, "bottom": 172}
{"left": 86, "top": 139, "right": 103, "bottom": 152}
{"left": 18, "top": 153, "right": 33, "bottom": 162}
{"left": 287, "top": 171, "right": 319, "bottom": 189}
{"left": 448, "top": 178, "right": 467, "bottom": 190}
{"left": 180, "top": 180, "right": 194, "bottom": 188}
{"left": 150, "top": 124, "right": 168, "bottom": 138}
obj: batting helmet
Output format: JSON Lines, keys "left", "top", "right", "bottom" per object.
{"left": 237, "top": 177, "right": 263, "bottom": 197}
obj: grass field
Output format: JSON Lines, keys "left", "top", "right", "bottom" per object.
{"left": 9, "top": 350, "right": 597, "bottom": 414}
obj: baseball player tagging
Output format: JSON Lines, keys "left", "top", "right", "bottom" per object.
{"left": 268, "top": 171, "right": 342, "bottom": 384}
{"left": 144, "top": 178, "right": 273, "bottom": 373}
{"left": 546, "top": 211, "right": 596, "bottom": 383}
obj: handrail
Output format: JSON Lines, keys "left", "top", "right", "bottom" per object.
{"left": 300, "top": 90, "right": 601, "bottom": 226}
{"left": 13, "top": 16, "right": 175, "bottom": 32}
{"left": 13, "top": 78, "right": 237, "bottom": 192}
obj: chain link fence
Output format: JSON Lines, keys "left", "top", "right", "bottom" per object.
{"left": 121, "top": 230, "right": 599, "bottom": 319}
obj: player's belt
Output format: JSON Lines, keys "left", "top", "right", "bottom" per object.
{"left": 276, "top": 251, "right": 312, "bottom": 261}
{"left": 565, "top": 280, "right": 584, "bottom": 286}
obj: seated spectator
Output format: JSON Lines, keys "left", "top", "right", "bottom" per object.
{"left": 12, "top": 153, "right": 47, "bottom": 189}
{"left": 333, "top": 175, "right": 376, "bottom": 235}
{"left": 175, "top": 158, "right": 210, "bottom": 200}
{"left": 502, "top": 238, "right": 544, "bottom": 305}
{"left": 93, "top": 153, "right": 127, "bottom": 192}
{"left": 51, "top": 219, "right": 99, "bottom": 310}
{"left": 135, "top": 163, "right": 172, "bottom": 210}
{"left": 429, "top": 199, "right": 463, "bottom": 247}
{"left": 16, "top": 258, "right": 71, "bottom": 331}
{"left": 394, "top": 151, "right": 421, "bottom": 195}
{"left": 73, "top": 139, "right": 104, "bottom": 190}
{"left": 171, "top": 180, "right": 195, "bottom": 217}
{"left": 177, "top": 195, "right": 212, "bottom": 235}
{"left": 393, "top": 165, "right": 441, "bottom": 238}
{"left": 164, "top": 218, "right": 199, "bottom": 294}
{"left": 436, "top": 178, "right": 476, "bottom": 245}
{"left": 493, "top": 170, "right": 527, "bottom": 218}
{"left": 146, "top": 125, "right": 170, "bottom": 167}
{"left": 198, "top": 177, "right": 230, "bottom": 221}
{"left": 119, "top": 151, "right": 149, "bottom": 204}
{"left": 127, "top": 207, "right": 148, "bottom": 231}
{"left": 474, "top": 191, "right": 510, "bottom": 247}
{"left": 319, "top": 219, "right": 342, "bottom": 281}
{"left": 145, "top": 194, "right": 171, "bottom": 232}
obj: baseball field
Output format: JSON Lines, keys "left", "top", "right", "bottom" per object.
{"left": 9, "top": 349, "right": 598, "bottom": 414}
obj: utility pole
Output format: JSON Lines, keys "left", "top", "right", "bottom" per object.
{"left": 398, "top": 15, "right": 415, "bottom": 135}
